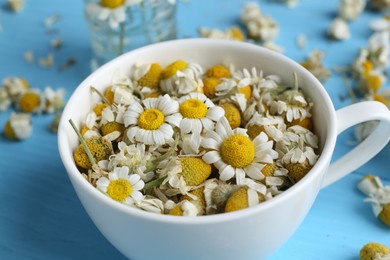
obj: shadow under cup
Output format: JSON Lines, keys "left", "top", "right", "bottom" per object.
{"left": 58, "top": 39, "right": 338, "bottom": 260}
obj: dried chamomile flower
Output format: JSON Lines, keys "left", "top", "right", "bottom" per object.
{"left": 23, "top": 50, "right": 34, "bottom": 64}
{"left": 206, "top": 65, "right": 231, "bottom": 79}
{"left": 369, "top": 0, "right": 390, "bottom": 11}
{"left": 3, "top": 76, "right": 29, "bottom": 101}
{"left": 0, "top": 87, "right": 11, "bottom": 112}
{"left": 38, "top": 53, "right": 54, "bottom": 68}
{"left": 246, "top": 112, "right": 286, "bottom": 141}
{"left": 3, "top": 112, "right": 32, "bottom": 140}
{"left": 49, "top": 112, "right": 62, "bottom": 133}
{"left": 219, "top": 102, "right": 242, "bottom": 129}
{"left": 202, "top": 117, "right": 278, "bottom": 183}
{"left": 160, "top": 60, "right": 203, "bottom": 96}
{"left": 17, "top": 89, "right": 43, "bottom": 113}
{"left": 96, "top": 166, "right": 145, "bottom": 204}
{"left": 124, "top": 94, "right": 181, "bottom": 145}
{"left": 169, "top": 200, "right": 200, "bottom": 216}
{"left": 360, "top": 242, "right": 390, "bottom": 260}
{"left": 73, "top": 136, "right": 112, "bottom": 170}
{"left": 178, "top": 92, "right": 224, "bottom": 152}
{"left": 338, "top": 0, "right": 365, "bottom": 21}
{"left": 203, "top": 77, "right": 223, "bottom": 99}
{"left": 7, "top": 0, "right": 25, "bottom": 12}
{"left": 43, "top": 86, "right": 65, "bottom": 113}
{"left": 328, "top": 17, "right": 350, "bottom": 41}
{"left": 241, "top": 2, "right": 279, "bottom": 42}
{"left": 100, "top": 106, "right": 125, "bottom": 137}
{"left": 224, "top": 186, "right": 265, "bottom": 213}
{"left": 133, "top": 63, "right": 163, "bottom": 89}
{"left": 300, "top": 50, "right": 330, "bottom": 83}
{"left": 198, "top": 27, "right": 245, "bottom": 41}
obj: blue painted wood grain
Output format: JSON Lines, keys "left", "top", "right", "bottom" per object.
{"left": 0, "top": 0, "right": 389, "bottom": 259}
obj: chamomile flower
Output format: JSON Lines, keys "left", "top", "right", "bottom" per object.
{"left": 198, "top": 27, "right": 245, "bottom": 41}
{"left": 132, "top": 63, "right": 163, "bottom": 89}
{"left": 124, "top": 94, "right": 181, "bottom": 145}
{"left": 246, "top": 112, "right": 286, "bottom": 141}
{"left": 328, "top": 17, "right": 350, "bottom": 41}
{"left": 360, "top": 242, "right": 390, "bottom": 260}
{"left": 3, "top": 112, "right": 32, "bottom": 140}
{"left": 3, "top": 76, "right": 29, "bottom": 101}
{"left": 338, "top": 0, "right": 365, "bottom": 21}
{"left": 201, "top": 117, "right": 278, "bottom": 184}
{"left": 364, "top": 185, "right": 390, "bottom": 227}
{"left": 96, "top": 166, "right": 145, "bottom": 204}
{"left": 0, "top": 87, "right": 11, "bottom": 112}
{"left": 43, "top": 86, "right": 65, "bottom": 113}
{"left": 178, "top": 92, "right": 224, "bottom": 152}
{"left": 85, "top": 0, "right": 142, "bottom": 29}
{"left": 160, "top": 60, "right": 204, "bottom": 96}
{"left": 17, "top": 89, "right": 43, "bottom": 113}
{"left": 100, "top": 106, "right": 126, "bottom": 136}
{"left": 300, "top": 50, "right": 330, "bottom": 83}
{"left": 108, "top": 141, "right": 154, "bottom": 181}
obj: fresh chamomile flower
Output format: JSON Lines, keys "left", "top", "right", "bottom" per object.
{"left": 224, "top": 186, "right": 265, "bottom": 213}
{"left": 85, "top": 0, "right": 142, "bottom": 29}
{"left": 3, "top": 112, "right": 32, "bottom": 140}
{"left": 17, "top": 89, "right": 43, "bottom": 113}
{"left": 124, "top": 94, "right": 181, "bottom": 145}
{"left": 0, "top": 87, "right": 11, "bottom": 112}
{"left": 160, "top": 60, "right": 204, "bottom": 96}
{"left": 108, "top": 141, "right": 154, "bottom": 181}
{"left": 201, "top": 117, "right": 279, "bottom": 184}
{"left": 178, "top": 92, "right": 224, "bottom": 152}
{"left": 328, "top": 17, "right": 350, "bottom": 41}
{"left": 96, "top": 166, "right": 145, "bottom": 204}
{"left": 338, "top": 0, "right": 365, "bottom": 21}
{"left": 43, "top": 86, "right": 65, "bottom": 113}
{"left": 3, "top": 76, "right": 29, "bottom": 101}
{"left": 360, "top": 242, "right": 390, "bottom": 260}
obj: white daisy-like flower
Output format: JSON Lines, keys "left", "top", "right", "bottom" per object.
{"left": 178, "top": 92, "right": 224, "bottom": 153}
{"left": 43, "top": 86, "right": 65, "bottom": 113}
{"left": 108, "top": 141, "right": 154, "bottom": 181}
{"left": 338, "top": 0, "right": 365, "bottom": 21}
{"left": 246, "top": 15, "right": 279, "bottom": 42}
{"left": 246, "top": 112, "right": 286, "bottom": 141}
{"left": 160, "top": 60, "right": 203, "bottom": 96}
{"left": 0, "top": 87, "right": 11, "bottom": 112}
{"left": 328, "top": 17, "right": 350, "bottom": 41}
{"left": 124, "top": 94, "right": 182, "bottom": 145}
{"left": 201, "top": 117, "right": 279, "bottom": 184}
{"left": 3, "top": 76, "right": 28, "bottom": 101}
{"left": 4, "top": 112, "right": 32, "bottom": 140}
{"left": 131, "top": 195, "right": 164, "bottom": 214}
{"left": 85, "top": 0, "right": 142, "bottom": 29}
{"left": 96, "top": 166, "right": 145, "bottom": 204}
{"left": 269, "top": 90, "right": 312, "bottom": 122}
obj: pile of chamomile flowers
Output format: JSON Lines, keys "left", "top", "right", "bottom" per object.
{"left": 0, "top": 76, "right": 65, "bottom": 140}
{"left": 71, "top": 59, "right": 320, "bottom": 216}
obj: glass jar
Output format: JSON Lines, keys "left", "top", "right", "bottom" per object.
{"left": 84, "top": 0, "right": 177, "bottom": 68}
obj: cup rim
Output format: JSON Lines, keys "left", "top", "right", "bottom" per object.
{"left": 58, "top": 38, "right": 338, "bottom": 225}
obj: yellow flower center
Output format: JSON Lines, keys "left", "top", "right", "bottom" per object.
{"left": 93, "top": 103, "right": 109, "bottom": 116}
{"left": 206, "top": 65, "right": 231, "bottom": 78}
{"left": 229, "top": 27, "right": 245, "bottom": 41}
{"left": 373, "top": 94, "right": 389, "bottom": 107}
{"left": 107, "top": 179, "right": 132, "bottom": 202}
{"left": 100, "top": 0, "right": 124, "bottom": 8}
{"left": 179, "top": 157, "right": 211, "bottom": 186}
{"left": 104, "top": 87, "right": 115, "bottom": 104}
{"left": 19, "top": 92, "right": 41, "bottom": 113}
{"left": 202, "top": 77, "right": 221, "bottom": 98}
{"left": 138, "top": 63, "right": 163, "bottom": 89}
{"left": 162, "top": 60, "right": 188, "bottom": 79}
{"left": 219, "top": 103, "right": 241, "bottom": 128}
{"left": 362, "top": 60, "right": 373, "bottom": 78}
{"left": 101, "top": 121, "right": 125, "bottom": 136}
{"left": 366, "top": 74, "right": 382, "bottom": 92}
{"left": 220, "top": 134, "right": 255, "bottom": 168}
{"left": 238, "top": 85, "right": 252, "bottom": 100}
{"left": 179, "top": 98, "right": 208, "bottom": 119}
{"left": 138, "top": 108, "right": 165, "bottom": 130}
{"left": 4, "top": 121, "right": 17, "bottom": 140}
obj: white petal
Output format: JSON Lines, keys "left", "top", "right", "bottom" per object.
{"left": 192, "top": 119, "right": 202, "bottom": 135}
{"left": 153, "top": 130, "right": 165, "bottom": 145}
{"left": 132, "top": 180, "right": 145, "bottom": 191}
{"left": 245, "top": 164, "right": 264, "bottom": 180}
{"left": 219, "top": 164, "right": 235, "bottom": 181}
{"left": 201, "top": 117, "right": 214, "bottom": 131}
{"left": 165, "top": 113, "right": 182, "bottom": 127}
{"left": 131, "top": 191, "right": 144, "bottom": 202}
{"left": 180, "top": 118, "right": 192, "bottom": 134}
{"left": 207, "top": 106, "right": 225, "bottom": 121}
{"left": 202, "top": 151, "right": 221, "bottom": 164}
{"left": 201, "top": 137, "right": 220, "bottom": 150}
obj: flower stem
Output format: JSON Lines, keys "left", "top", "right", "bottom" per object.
{"left": 69, "top": 119, "right": 96, "bottom": 166}
{"left": 143, "top": 176, "right": 166, "bottom": 191}
{"left": 293, "top": 72, "right": 299, "bottom": 91}
{"left": 90, "top": 86, "right": 111, "bottom": 105}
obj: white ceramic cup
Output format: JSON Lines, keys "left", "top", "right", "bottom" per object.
{"left": 58, "top": 39, "right": 390, "bottom": 260}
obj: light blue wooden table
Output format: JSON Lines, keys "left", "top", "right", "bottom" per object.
{"left": 0, "top": 0, "right": 389, "bottom": 259}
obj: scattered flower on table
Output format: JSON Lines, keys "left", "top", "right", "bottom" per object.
{"left": 338, "top": 0, "right": 365, "bottom": 21}
{"left": 70, "top": 59, "right": 320, "bottom": 216}
{"left": 328, "top": 17, "right": 350, "bottom": 40}
{"left": 3, "top": 112, "right": 32, "bottom": 140}
{"left": 358, "top": 175, "right": 390, "bottom": 227}
{"left": 38, "top": 53, "right": 54, "bottom": 68}
{"left": 7, "top": 0, "right": 25, "bottom": 13}
{"left": 23, "top": 50, "right": 34, "bottom": 64}
{"left": 198, "top": 27, "right": 245, "bottom": 41}
{"left": 300, "top": 50, "right": 330, "bottom": 83}
{"left": 360, "top": 242, "right": 390, "bottom": 260}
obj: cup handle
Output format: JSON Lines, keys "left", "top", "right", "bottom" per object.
{"left": 321, "top": 101, "right": 390, "bottom": 188}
